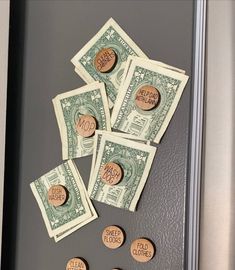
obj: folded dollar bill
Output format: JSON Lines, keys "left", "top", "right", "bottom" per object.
{"left": 120, "top": 56, "right": 186, "bottom": 82}
{"left": 54, "top": 172, "right": 98, "bottom": 242}
{"left": 54, "top": 212, "right": 97, "bottom": 242}
{"left": 71, "top": 18, "right": 147, "bottom": 107}
{"left": 53, "top": 82, "right": 111, "bottom": 159}
{"left": 111, "top": 56, "right": 189, "bottom": 143}
{"left": 88, "top": 130, "right": 150, "bottom": 195}
{"left": 30, "top": 160, "right": 97, "bottom": 241}
{"left": 89, "top": 133, "right": 156, "bottom": 211}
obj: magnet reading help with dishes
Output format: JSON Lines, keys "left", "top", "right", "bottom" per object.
{"left": 135, "top": 85, "right": 160, "bottom": 111}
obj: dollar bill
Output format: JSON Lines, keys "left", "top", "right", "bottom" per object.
{"left": 121, "top": 56, "right": 186, "bottom": 83}
{"left": 30, "top": 160, "right": 97, "bottom": 239}
{"left": 54, "top": 213, "right": 97, "bottom": 242}
{"left": 53, "top": 82, "right": 111, "bottom": 159}
{"left": 111, "top": 57, "right": 189, "bottom": 143}
{"left": 71, "top": 18, "right": 148, "bottom": 107}
{"left": 88, "top": 130, "right": 150, "bottom": 194}
{"left": 89, "top": 134, "right": 156, "bottom": 211}
{"left": 118, "top": 56, "right": 186, "bottom": 102}
{"left": 54, "top": 164, "right": 98, "bottom": 242}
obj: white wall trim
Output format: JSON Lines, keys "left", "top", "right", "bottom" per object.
{"left": 0, "top": 0, "right": 10, "bottom": 265}
{"left": 200, "top": 1, "right": 235, "bottom": 269}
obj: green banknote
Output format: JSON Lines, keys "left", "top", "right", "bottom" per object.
{"left": 111, "top": 57, "right": 189, "bottom": 143}
{"left": 120, "top": 56, "right": 186, "bottom": 85}
{"left": 89, "top": 134, "right": 156, "bottom": 211}
{"left": 54, "top": 168, "right": 98, "bottom": 242}
{"left": 30, "top": 160, "right": 97, "bottom": 239}
{"left": 71, "top": 18, "right": 147, "bottom": 107}
{"left": 53, "top": 82, "right": 111, "bottom": 159}
{"left": 87, "top": 130, "right": 150, "bottom": 195}
{"left": 54, "top": 210, "right": 97, "bottom": 242}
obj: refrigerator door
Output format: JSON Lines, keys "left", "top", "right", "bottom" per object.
{"left": 1, "top": 1, "right": 205, "bottom": 270}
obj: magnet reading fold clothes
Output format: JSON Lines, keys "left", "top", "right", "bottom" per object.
{"left": 94, "top": 48, "right": 117, "bottom": 73}
{"left": 102, "top": 225, "right": 125, "bottom": 249}
{"left": 47, "top": 185, "right": 68, "bottom": 207}
{"left": 135, "top": 85, "right": 160, "bottom": 111}
{"left": 76, "top": 115, "right": 97, "bottom": 138}
{"left": 100, "top": 162, "right": 123, "bottom": 185}
{"left": 66, "top": 258, "right": 87, "bottom": 270}
{"left": 130, "top": 238, "right": 155, "bottom": 263}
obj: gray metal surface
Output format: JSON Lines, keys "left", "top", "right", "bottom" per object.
{"left": 2, "top": 1, "right": 194, "bottom": 269}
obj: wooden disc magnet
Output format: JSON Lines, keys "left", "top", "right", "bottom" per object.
{"left": 130, "top": 238, "right": 155, "bottom": 263}
{"left": 100, "top": 162, "right": 123, "bottom": 185}
{"left": 102, "top": 225, "right": 125, "bottom": 249}
{"left": 135, "top": 85, "right": 160, "bottom": 111}
{"left": 66, "top": 258, "right": 87, "bottom": 270}
{"left": 76, "top": 115, "right": 97, "bottom": 138}
{"left": 47, "top": 185, "right": 67, "bottom": 207}
{"left": 94, "top": 48, "right": 117, "bottom": 73}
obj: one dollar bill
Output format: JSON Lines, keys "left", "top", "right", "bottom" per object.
{"left": 30, "top": 160, "right": 97, "bottom": 240}
{"left": 54, "top": 166, "right": 98, "bottom": 242}
{"left": 53, "top": 82, "right": 111, "bottom": 159}
{"left": 111, "top": 57, "right": 189, "bottom": 143}
{"left": 71, "top": 18, "right": 148, "bottom": 107}
{"left": 89, "top": 134, "right": 156, "bottom": 211}
{"left": 88, "top": 130, "right": 150, "bottom": 195}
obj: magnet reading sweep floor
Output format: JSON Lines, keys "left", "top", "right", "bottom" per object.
{"left": 28, "top": 17, "right": 189, "bottom": 268}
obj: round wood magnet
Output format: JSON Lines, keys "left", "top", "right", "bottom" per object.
{"left": 100, "top": 162, "right": 123, "bottom": 185}
{"left": 66, "top": 258, "right": 87, "bottom": 270}
{"left": 135, "top": 85, "right": 160, "bottom": 111}
{"left": 102, "top": 225, "right": 125, "bottom": 249}
{"left": 94, "top": 48, "right": 117, "bottom": 73}
{"left": 47, "top": 185, "right": 67, "bottom": 207}
{"left": 76, "top": 115, "right": 97, "bottom": 138}
{"left": 130, "top": 238, "right": 155, "bottom": 263}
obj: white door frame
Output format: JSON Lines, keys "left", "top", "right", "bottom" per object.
{"left": 0, "top": 0, "right": 10, "bottom": 265}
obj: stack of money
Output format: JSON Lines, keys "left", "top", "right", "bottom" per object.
{"left": 30, "top": 160, "right": 97, "bottom": 242}
{"left": 88, "top": 131, "right": 156, "bottom": 211}
{"left": 71, "top": 18, "right": 189, "bottom": 144}
{"left": 111, "top": 56, "right": 189, "bottom": 143}
{"left": 88, "top": 129, "right": 151, "bottom": 194}
{"left": 71, "top": 18, "right": 148, "bottom": 108}
{"left": 53, "top": 82, "right": 111, "bottom": 159}
{"left": 30, "top": 17, "right": 189, "bottom": 241}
